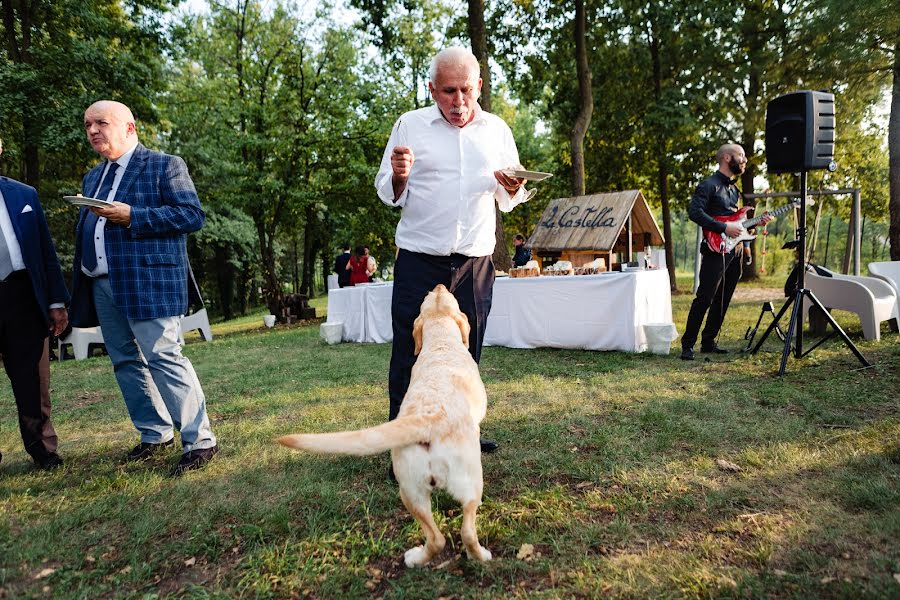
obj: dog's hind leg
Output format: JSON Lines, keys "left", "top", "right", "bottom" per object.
{"left": 399, "top": 487, "right": 445, "bottom": 567}
{"left": 460, "top": 499, "right": 491, "bottom": 562}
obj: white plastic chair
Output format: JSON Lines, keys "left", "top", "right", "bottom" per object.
{"left": 180, "top": 308, "right": 213, "bottom": 343}
{"left": 58, "top": 326, "right": 105, "bottom": 360}
{"left": 868, "top": 261, "right": 900, "bottom": 326}
{"left": 803, "top": 266, "right": 898, "bottom": 341}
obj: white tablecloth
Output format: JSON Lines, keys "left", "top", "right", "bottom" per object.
{"left": 485, "top": 270, "right": 672, "bottom": 352}
{"left": 326, "top": 283, "right": 394, "bottom": 343}
{"left": 326, "top": 270, "right": 673, "bottom": 352}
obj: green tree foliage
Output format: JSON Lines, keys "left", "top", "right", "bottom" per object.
{"left": 0, "top": 0, "right": 175, "bottom": 264}
{"left": 813, "top": 0, "right": 899, "bottom": 258}
{"left": 164, "top": 1, "right": 398, "bottom": 318}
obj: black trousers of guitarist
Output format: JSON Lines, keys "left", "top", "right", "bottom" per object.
{"left": 682, "top": 242, "right": 742, "bottom": 351}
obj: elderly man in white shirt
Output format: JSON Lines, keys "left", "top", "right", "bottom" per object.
{"left": 375, "top": 47, "right": 529, "bottom": 456}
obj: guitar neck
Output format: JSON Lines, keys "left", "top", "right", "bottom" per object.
{"left": 743, "top": 201, "right": 797, "bottom": 228}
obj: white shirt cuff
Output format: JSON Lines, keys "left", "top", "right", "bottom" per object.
{"left": 49, "top": 303, "right": 65, "bottom": 309}
{"left": 496, "top": 185, "right": 526, "bottom": 213}
{"left": 376, "top": 173, "right": 408, "bottom": 208}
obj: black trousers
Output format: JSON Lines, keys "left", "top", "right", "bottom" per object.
{"left": 388, "top": 249, "right": 494, "bottom": 421}
{"left": 0, "top": 271, "right": 58, "bottom": 461}
{"left": 682, "top": 243, "right": 743, "bottom": 350}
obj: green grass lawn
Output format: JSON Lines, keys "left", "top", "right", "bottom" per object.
{"left": 1, "top": 275, "right": 898, "bottom": 598}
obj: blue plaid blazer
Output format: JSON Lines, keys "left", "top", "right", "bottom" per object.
{"left": 70, "top": 144, "right": 205, "bottom": 326}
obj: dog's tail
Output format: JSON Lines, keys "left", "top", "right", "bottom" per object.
{"left": 277, "top": 414, "right": 437, "bottom": 456}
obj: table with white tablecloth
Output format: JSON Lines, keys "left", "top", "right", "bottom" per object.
{"left": 325, "top": 269, "right": 673, "bottom": 352}
{"left": 325, "top": 283, "right": 394, "bottom": 343}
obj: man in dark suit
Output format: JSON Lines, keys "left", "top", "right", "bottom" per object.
{"left": 333, "top": 243, "right": 351, "bottom": 288}
{"left": 0, "top": 137, "right": 69, "bottom": 469}
{"left": 70, "top": 100, "right": 218, "bottom": 475}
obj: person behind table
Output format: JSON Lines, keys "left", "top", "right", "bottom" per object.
{"left": 70, "top": 100, "right": 219, "bottom": 475}
{"left": 0, "top": 136, "right": 69, "bottom": 470}
{"left": 375, "top": 46, "right": 529, "bottom": 461}
{"left": 346, "top": 245, "right": 371, "bottom": 286}
{"left": 512, "top": 233, "right": 531, "bottom": 267}
{"left": 680, "top": 143, "right": 771, "bottom": 361}
{"left": 364, "top": 245, "right": 377, "bottom": 282}
{"left": 333, "top": 243, "right": 352, "bottom": 288}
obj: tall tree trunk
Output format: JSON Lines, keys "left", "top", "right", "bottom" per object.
{"left": 3, "top": 0, "right": 40, "bottom": 187}
{"left": 256, "top": 219, "right": 281, "bottom": 318}
{"left": 22, "top": 119, "right": 39, "bottom": 189}
{"left": 647, "top": 9, "right": 677, "bottom": 292}
{"left": 467, "top": 0, "right": 511, "bottom": 271}
{"left": 740, "top": 5, "right": 763, "bottom": 280}
{"left": 571, "top": 0, "right": 593, "bottom": 196}
{"left": 213, "top": 246, "right": 234, "bottom": 321}
{"left": 466, "top": 0, "right": 511, "bottom": 271}
{"left": 467, "top": 0, "right": 491, "bottom": 113}
{"left": 300, "top": 205, "right": 315, "bottom": 296}
{"left": 889, "top": 43, "right": 900, "bottom": 261}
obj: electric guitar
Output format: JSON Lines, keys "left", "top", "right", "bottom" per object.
{"left": 704, "top": 199, "right": 802, "bottom": 254}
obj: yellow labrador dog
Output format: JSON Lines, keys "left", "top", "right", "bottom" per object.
{"left": 278, "top": 284, "right": 491, "bottom": 567}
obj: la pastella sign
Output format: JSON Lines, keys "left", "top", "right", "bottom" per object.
{"left": 527, "top": 190, "right": 664, "bottom": 254}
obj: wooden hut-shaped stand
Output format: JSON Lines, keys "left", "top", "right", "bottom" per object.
{"left": 526, "top": 190, "right": 664, "bottom": 270}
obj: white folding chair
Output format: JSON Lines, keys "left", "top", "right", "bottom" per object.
{"left": 58, "top": 326, "right": 105, "bottom": 360}
{"left": 803, "top": 266, "right": 897, "bottom": 341}
{"left": 180, "top": 308, "right": 213, "bottom": 343}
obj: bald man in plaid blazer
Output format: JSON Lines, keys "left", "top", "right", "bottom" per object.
{"left": 71, "top": 100, "right": 218, "bottom": 475}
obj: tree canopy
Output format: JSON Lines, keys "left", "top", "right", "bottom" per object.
{"left": 0, "top": 0, "right": 895, "bottom": 316}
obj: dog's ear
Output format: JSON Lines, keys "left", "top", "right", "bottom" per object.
{"left": 413, "top": 314, "right": 424, "bottom": 355}
{"left": 454, "top": 312, "right": 471, "bottom": 348}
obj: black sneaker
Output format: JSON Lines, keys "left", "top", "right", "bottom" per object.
{"left": 700, "top": 345, "right": 728, "bottom": 354}
{"left": 680, "top": 347, "right": 695, "bottom": 361}
{"left": 171, "top": 445, "right": 219, "bottom": 476}
{"left": 126, "top": 439, "right": 174, "bottom": 462}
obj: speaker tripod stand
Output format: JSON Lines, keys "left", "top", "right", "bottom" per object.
{"left": 749, "top": 171, "right": 872, "bottom": 375}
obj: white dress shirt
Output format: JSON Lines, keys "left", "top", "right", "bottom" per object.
{"left": 82, "top": 143, "right": 138, "bottom": 277}
{"left": 0, "top": 189, "right": 27, "bottom": 273}
{"left": 375, "top": 105, "right": 526, "bottom": 257}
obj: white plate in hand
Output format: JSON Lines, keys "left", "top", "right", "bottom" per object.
{"left": 64, "top": 196, "right": 112, "bottom": 208}
{"left": 500, "top": 169, "right": 553, "bottom": 181}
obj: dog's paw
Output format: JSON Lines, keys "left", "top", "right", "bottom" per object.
{"left": 466, "top": 545, "right": 492, "bottom": 562}
{"left": 404, "top": 546, "right": 430, "bottom": 567}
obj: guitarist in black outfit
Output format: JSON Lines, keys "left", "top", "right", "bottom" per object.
{"left": 681, "top": 143, "right": 771, "bottom": 361}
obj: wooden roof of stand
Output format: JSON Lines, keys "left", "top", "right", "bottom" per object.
{"left": 526, "top": 190, "right": 664, "bottom": 252}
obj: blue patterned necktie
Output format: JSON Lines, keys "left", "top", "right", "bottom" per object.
{"left": 81, "top": 162, "right": 119, "bottom": 272}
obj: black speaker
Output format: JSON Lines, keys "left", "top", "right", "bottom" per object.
{"left": 765, "top": 91, "right": 835, "bottom": 174}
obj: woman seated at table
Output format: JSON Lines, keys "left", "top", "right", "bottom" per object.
{"left": 346, "top": 245, "right": 374, "bottom": 286}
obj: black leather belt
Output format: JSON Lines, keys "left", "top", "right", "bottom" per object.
{"left": 0, "top": 269, "right": 28, "bottom": 284}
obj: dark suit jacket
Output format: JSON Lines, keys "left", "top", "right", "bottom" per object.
{"left": 0, "top": 177, "right": 69, "bottom": 321}
{"left": 71, "top": 143, "right": 205, "bottom": 326}
{"left": 334, "top": 252, "right": 351, "bottom": 287}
